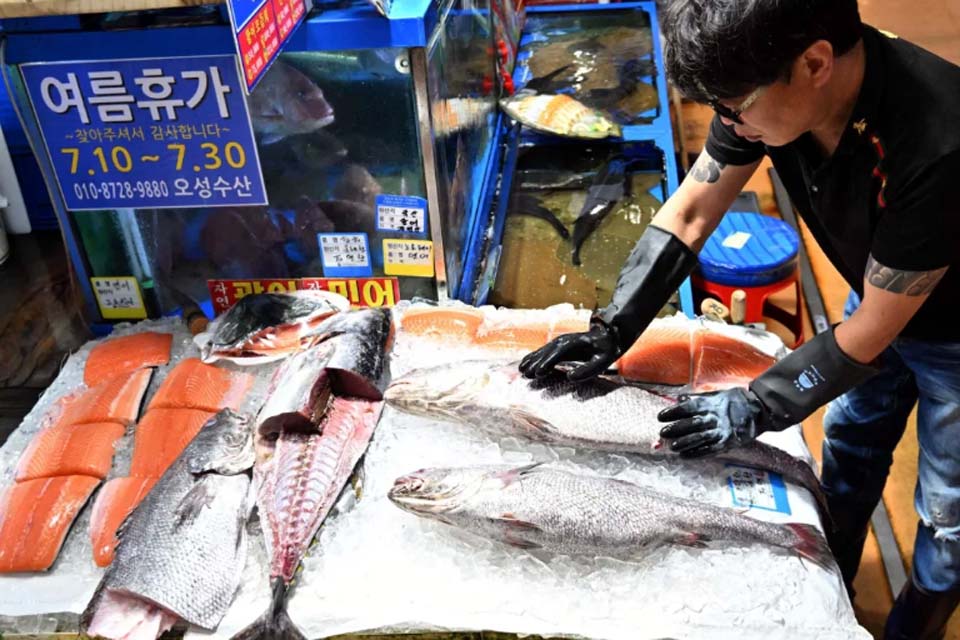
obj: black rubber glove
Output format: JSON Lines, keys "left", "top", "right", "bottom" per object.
{"left": 658, "top": 326, "right": 878, "bottom": 457}
{"left": 519, "top": 225, "right": 698, "bottom": 380}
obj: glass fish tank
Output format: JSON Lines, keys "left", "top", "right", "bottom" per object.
{"left": 515, "top": 6, "right": 661, "bottom": 127}
{"left": 0, "top": 0, "right": 498, "bottom": 322}
{"left": 489, "top": 139, "right": 680, "bottom": 316}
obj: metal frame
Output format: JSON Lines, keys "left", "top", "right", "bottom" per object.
{"left": 410, "top": 46, "right": 448, "bottom": 300}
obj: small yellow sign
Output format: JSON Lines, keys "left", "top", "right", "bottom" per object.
{"left": 383, "top": 239, "right": 434, "bottom": 278}
{"left": 91, "top": 277, "right": 147, "bottom": 320}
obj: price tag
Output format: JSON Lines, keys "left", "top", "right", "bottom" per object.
{"left": 318, "top": 233, "right": 373, "bottom": 278}
{"left": 376, "top": 194, "right": 428, "bottom": 236}
{"left": 91, "top": 277, "right": 147, "bottom": 320}
{"left": 726, "top": 465, "right": 791, "bottom": 514}
{"left": 383, "top": 239, "right": 434, "bottom": 277}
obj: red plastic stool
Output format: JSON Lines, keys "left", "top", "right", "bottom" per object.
{"left": 692, "top": 270, "right": 805, "bottom": 348}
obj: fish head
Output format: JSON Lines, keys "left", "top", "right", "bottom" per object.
{"left": 384, "top": 360, "right": 513, "bottom": 419}
{"left": 188, "top": 409, "right": 255, "bottom": 475}
{"left": 286, "top": 69, "right": 335, "bottom": 130}
{"left": 388, "top": 466, "right": 495, "bottom": 517}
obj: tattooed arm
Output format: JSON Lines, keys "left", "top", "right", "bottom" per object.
{"left": 835, "top": 255, "right": 949, "bottom": 363}
{"left": 651, "top": 149, "right": 761, "bottom": 251}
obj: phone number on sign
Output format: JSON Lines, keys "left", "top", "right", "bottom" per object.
{"left": 73, "top": 180, "right": 171, "bottom": 201}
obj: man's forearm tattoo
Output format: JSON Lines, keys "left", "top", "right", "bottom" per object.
{"left": 865, "top": 255, "right": 948, "bottom": 296}
{"left": 690, "top": 154, "right": 725, "bottom": 183}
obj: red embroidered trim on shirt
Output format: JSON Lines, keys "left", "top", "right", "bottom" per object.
{"left": 870, "top": 134, "right": 888, "bottom": 208}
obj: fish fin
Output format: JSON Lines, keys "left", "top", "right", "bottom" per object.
{"left": 173, "top": 476, "right": 216, "bottom": 528}
{"left": 496, "top": 463, "right": 542, "bottom": 486}
{"left": 260, "top": 133, "right": 286, "bottom": 146}
{"left": 673, "top": 532, "right": 709, "bottom": 549}
{"left": 502, "top": 516, "right": 543, "bottom": 549}
{"left": 785, "top": 523, "right": 835, "bottom": 573}
{"left": 231, "top": 580, "right": 306, "bottom": 640}
{"left": 507, "top": 407, "right": 560, "bottom": 441}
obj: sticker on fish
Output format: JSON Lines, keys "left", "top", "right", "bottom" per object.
{"left": 376, "top": 194, "right": 428, "bottom": 237}
{"left": 726, "top": 465, "right": 791, "bottom": 515}
{"left": 383, "top": 239, "right": 434, "bottom": 277}
{"left": 21, "top": 56, "right": 268, "bottom": 211}
{"left": 227, "top": 0, "right": 312, "bottom": 92}
{"left": 318, "top": 233, "right": 374, "bottom": 278}
{"left": 91, "top": 277, "right": 147, "bottom": 320}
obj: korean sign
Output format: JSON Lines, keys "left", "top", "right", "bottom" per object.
{"left": 22, "top": 56, "right": 267, "bottom": 211}
{"left": 208, "top": 277, "right": 399, "bottom": 314}
{"left": 227, "top": 0, "right": 311, "bottom": 91}
{"left": 91, "top": 277, "right": 147, "bottom": 320}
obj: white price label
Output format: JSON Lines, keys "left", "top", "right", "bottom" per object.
{"left": 376, "top": 194, "right": 428, "bottom": 235}
{"left": 728, "top": 466, "right": 780, "bottom": 511}
{"left": 319, "top": 233, "right": 370, "bottom": 269}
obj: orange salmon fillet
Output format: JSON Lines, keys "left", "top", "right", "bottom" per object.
{"left": 616, "top": 325, "right": 776, "bottom": 389}
{"left": 129, "top": 408, "right": 215, "bottom": 478}
{"left": 53, "top": 368, "right": 153, "bottom": 427}
{"left": 84, "top": 332, "right": 173, "bottom": 387}
{"left": 147, "top": 358, "right": 252, "bottom": 413}
{"left": 15, "top": 422, "right": 125, "bottom": 482}
{"left": 0, "top": 475, "right": 100, "bottom": 572}
{"left": 547, "top": 317, "right": 590, "bottom": 341}
{"left": 400, "top": 307, "right": 484, "bottom": 342}
{"left": 88, "top": 476, "right": 158, "bottom": 568}
{"left": 475, "top": 324, "right": 551, "bottom": 352}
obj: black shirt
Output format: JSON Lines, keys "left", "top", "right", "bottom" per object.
{"left": 706, "top": 25, "right": 960, "bottom": 341}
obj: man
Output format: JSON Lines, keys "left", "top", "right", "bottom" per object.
{"left": 519, "top": 1, "right": 960, "bottom": 637}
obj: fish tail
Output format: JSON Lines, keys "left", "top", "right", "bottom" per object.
{"left": 786, "top": 523, "right": 834, "bottom": 572}
{"left": 231, "top": 579, "right": 306, "bottom": 640}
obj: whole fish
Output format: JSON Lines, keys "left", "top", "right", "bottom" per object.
{"left": 82, "top": 410, "right": 256, "bottom": 639}
{"left": 389, "top": 464, "right": 832, "bottom": 569}
{"left": 333, "top": 164, "right": 383, "bottom": 206}
{"left": 383, "top": 360, "right": 830, "bottom": 523}
{"left": 571, "top": 156, "right": 628, "bottom": 265}
{"left": 510, "top": 193, "right": 570, "bottom": 240}
{"left": 235, "top": 311, "right": 392, "bottom": 640}
{"left": 249, "top": 61, "right": 335, "bottom": 146}
{"left": 500, "top": 92, "right": 621, "bottom": 140}
{"left": 201, "top": 290, "right": 349, "bottom": 365}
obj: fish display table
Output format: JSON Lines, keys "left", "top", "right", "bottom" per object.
{"left": 0, "top": 307, "right": 872, "bottom": 640}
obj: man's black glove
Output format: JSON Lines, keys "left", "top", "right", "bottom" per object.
{"left": 658, "top": 326, "right": 879, "bottom": 457}
{"left": 519, "top": 225, "right": 698, "bottom": 380}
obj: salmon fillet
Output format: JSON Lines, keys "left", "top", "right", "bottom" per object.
{"left": 84, "top": 332, "right": 173, "bottom": 387}
{"left": 147, "top": 358, "right": 253, "bottom": 413}
{"left": 546, "top": 317, "right": 589, "bottom": 341}
{"left": 52, "top": 368, "right": 153, "bottom": 427}
{"left": 400, "top": 307, "right": 484, "bottom": 342}
{"left": 15, "top": 421, "right": 125, "bottom": 482}
{"left": 475, "top": 324, "right": 550, "bottom": 352}
{"left": 0, "top": 475, "right": 100, "bottom": 572}
{"left": 89, "top": 476, "right": 158, "bottom": 568}
{"left": 129, "top": 408, "right": 215, "bottom": 478}
{"left": 616, "top": 324, "right": 776, "bottom": 390}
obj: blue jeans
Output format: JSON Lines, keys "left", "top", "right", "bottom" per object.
{"left": 822, "top": 291, "right": 960, "bottom": 593}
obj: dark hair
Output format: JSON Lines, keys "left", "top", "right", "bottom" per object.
{"left": 658, "top": 0, "right": 863, "bottom": 102}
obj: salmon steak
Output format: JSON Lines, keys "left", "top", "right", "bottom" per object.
{"left": 129, "top": 408, "right": 216, "bottom": 478}
{"left": 616, "top": 323, "right": 776, "bottom": 391}
{"left": 148, "top": 358, "right": 253, "bottom": 413}
{"left": 89, "top": 476, "right": 158, "bottom": 568}
{"left": 15, "top": 421, "right": 125, "bottom": 482}
{"left": 400, "top": 306, "right": 484, "bottom": 342}
{"left": 52, "top": 368, "right": 153, "bottom": 427}
{"left": 0, "top": 475, "right": 100, "bottom": 572}
{"left": 84, "top": 332, "right": 173, "bottom": 387}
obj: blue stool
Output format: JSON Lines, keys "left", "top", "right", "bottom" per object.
{"left": 692, "top": 212, "right": 804, "bottom": 347}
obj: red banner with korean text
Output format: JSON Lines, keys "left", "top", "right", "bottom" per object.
{"left": 208, "top": 277, "right": 400, "bottom": 315}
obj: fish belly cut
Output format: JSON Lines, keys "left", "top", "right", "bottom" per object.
{"left": 148, "top": 358, "right": 252, "bottom": 413}
{"left": 84, "top": 332, "right": 173, "bottom": 387}
{"left": 129, "top": 408, "right": 216, "bottom": 478}
{"left": 15, "top": 421, "right": 125, "bottom": 482}
{"left": 400, "top": 307, "right": 484, "bottom": 342}
{"left": 89, "top": 476, "right": 158, "bottom": 568}
{"left": 0, "top": 475, "right": 100, "bottom": 572}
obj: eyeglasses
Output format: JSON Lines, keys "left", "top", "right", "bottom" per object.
{"left": 696, "top": 81, "right": 765, "bottom": 125}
